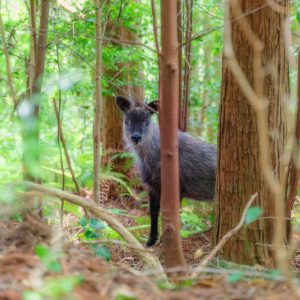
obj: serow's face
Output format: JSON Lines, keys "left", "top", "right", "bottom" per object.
{"left": 115, "top": 96, "right": 158, "bottom": 145}
{"left": 124, "top": 108, "right": 151, "bottom": 145}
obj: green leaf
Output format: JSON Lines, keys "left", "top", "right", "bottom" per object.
{"left": 115, "top": 293, "right": 136, "bottom": 300}
{"left": 47, "top": 260, "right": 62, "bottom": 273}
{"left": 244, "top": 206, "right": 262, "bottom": 225}
{"left": 91, "top": 245, "right": 111, "bottom": 261}
{"left": 35, "top": 245, "right": 62, "bottom": 273}
{"left": 35, "top": 244, "right": 50, "bottom": 259}
{"left": 78, "top": 217, "right": 88, "bottom": 227}
{"left": 84, "top": 229, "right": 99, "bottom": 239}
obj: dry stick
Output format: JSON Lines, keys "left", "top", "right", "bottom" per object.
{"left": 93, "top": 0, "right": 102, "bottom": 204}
{"left": 181, "top": 0, "right": 193, "bottom": 132}
{"left": 53, "top": 98, "right": 81, "bottom": 196}
{"left": 191, "top": 193, "right": 258, "bottom": 278}
{"left": 0, "top": 0, "right": 17, "bottom": 106}
{"left": 151, "top": 0, "right": 161, "bottom": 123}
{"left": 177, "top": 0, "right": 183, "bottom": 130}
{"left": 21, "top": 182, "right": 165, "bottom": 274}
{"left": 53, "top": 17, "right": 66, "bottom": 227}
{"left": 224, "top": 0, "right": 300, "bottom": 296}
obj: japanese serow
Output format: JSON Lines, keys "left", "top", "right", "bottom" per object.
{"left": 116, "top": 96, "right": 217, "bottom": 247}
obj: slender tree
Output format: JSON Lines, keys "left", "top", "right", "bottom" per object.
{"left": 180, "top": 0, "right": 193, "bottom": 132}
{"left": 93, "top": 0, "right": 103, "bottom": 203}
{"left": 23, "top": 0, "right": 50, "bottom": 182}
{"left": 160, "top": 0, "right": 186, "bottom": 269}
{"left": 32, "top": 0, "right": 50, "bottom": 96}
{"left": 215, "top": 0, "right": 289, "bottom": 267}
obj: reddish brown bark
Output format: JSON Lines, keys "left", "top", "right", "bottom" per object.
{"left": 33, "top": 0, "right": 50, "bottom": 95}
{"left": 101, "top": 22, "right": 144, "bottom": 166}
{"left": 160, "top": 0, "right": 186, "bottom": 270}
{"left": 177, "top": 0, "right": 183, "bottom": 130}
{"left": 215, "top": 0, "right": 289, "bottom": 268}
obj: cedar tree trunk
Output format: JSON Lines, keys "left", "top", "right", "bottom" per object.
{"left": 101, "top": 21, "right": 144, "bottom": 166}
{"left": 215, "top": 0, "right": 289, "bottom": 268}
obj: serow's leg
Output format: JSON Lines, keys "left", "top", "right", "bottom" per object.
{"left": 145, "top": 192, "right": 160, "bottom": 247}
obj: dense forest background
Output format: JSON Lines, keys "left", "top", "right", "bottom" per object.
{"left": 1, "top": 0, "right": 300, "bottom": 299}
{"left": 0, "top": 0, "right": 222, "bottom": 184}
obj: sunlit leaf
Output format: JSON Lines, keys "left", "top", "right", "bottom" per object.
{"left": 244, "top": 206, "right": 262, "bottom": 225}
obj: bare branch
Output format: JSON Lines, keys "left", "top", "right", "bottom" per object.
{"left": 19, "top": 181, "right": 165, "bottom": 274}
{"left": 53, "top": 98, "right": 81, "bottom": 195}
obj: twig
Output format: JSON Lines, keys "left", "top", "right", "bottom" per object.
{"left": 52, "top": 11, "right": 66, "bottom": 227}
{"left": 181, "top": 0, "right": 193, "bottom": 132}
{"left": 53, "top": 98, "right": 81, "bottom": 195}
{"left": 0, "top": 0, "right": 17, "bottom": 106}
{"left": 191, "top": 193, "right": 258, "bottom": 278}
{"left": 19, "top": 181, "right": 165, "bottom": 275}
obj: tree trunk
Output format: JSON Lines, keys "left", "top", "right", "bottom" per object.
{"left": 33, "top": 0, "right": 49, "bottom": 96}
{"left": 160, "top": 0, "right": 186, "bottom": 270}
{"left": 215, "top": 0, "right": 289, "bottom": 268}
{"left": 23, "top": 0, "right": 50, "bottom": 182}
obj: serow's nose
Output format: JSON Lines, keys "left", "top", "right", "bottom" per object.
{"left": 131, "top": 134, "right": 142, "bottom": 144}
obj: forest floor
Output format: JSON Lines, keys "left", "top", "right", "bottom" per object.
{"left": 0, "top": 194, "right": 300, "bottom": 300}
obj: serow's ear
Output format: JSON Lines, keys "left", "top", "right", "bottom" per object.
{"left": 147, "top": 100, "right": 159, "bottom": 115}
{"left": 115, "top": 96, "right": 132, "bottom": 113}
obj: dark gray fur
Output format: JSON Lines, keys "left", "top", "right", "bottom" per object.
{"left": 116, "top": 96, "right": 216, "bottom": 247}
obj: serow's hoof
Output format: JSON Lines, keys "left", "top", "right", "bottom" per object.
{"left": 145, "top": 237, "right": 157, "bottom": 247}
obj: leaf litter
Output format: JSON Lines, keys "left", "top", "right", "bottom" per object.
{"left": 0, "top": 197, "right": 299, "bottom": 299}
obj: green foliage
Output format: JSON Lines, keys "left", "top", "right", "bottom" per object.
{"left": 23, "top": 275, "right": 83, "bottom": 300}
{"left": 78, "top": 217, "right": 111, "bottom": 261}
{"left": 180, "top": 200, "right": 213, "bottom": 238}
{"left": 212, "top": 259, "right": 283, "bottom": 281}
{"left": 35, "top": 244, "right": 63, "bottom": 273}
{"left": 115, "top": 293, "right": 137, "bottom": 300}
{"left": 181, "top": 210, "right": 209, "bottom": 238}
